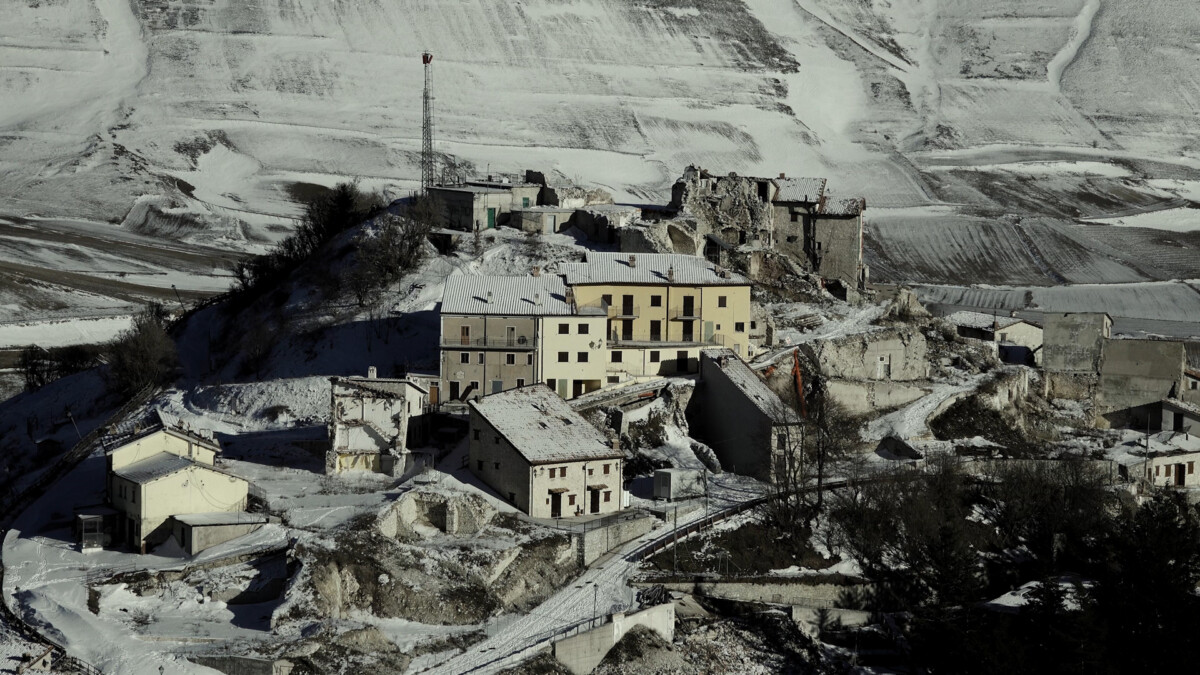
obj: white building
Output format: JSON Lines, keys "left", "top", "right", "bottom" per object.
{"left": 328, "top": 370, "right": 430, "bottom": 474}
{"left": 947, "top": 311, "right": 1044, "bottom": 366}
{"left": 469, "top": 385, "right": 624, "bottom": 518}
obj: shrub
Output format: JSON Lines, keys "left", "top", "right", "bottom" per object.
{"left": 106, "top": 304, "right": 178, "bottom": 395}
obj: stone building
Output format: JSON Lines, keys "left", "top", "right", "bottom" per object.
{"left": 688, "top": 349, "right": 802, "bottom": 482}
{"left": 796, "top": 327, "right": 931, "bottom": 414}
{"left": 1042, "top": 312, "right": 1111, "bottom": 397}
{"left": 428, "top": 177, "right": 542, "bottom": 231}
{"left": 327, "top": 369, "right": 430, "bottom": 474}
{"left": 468, "top": 385, "right": 624, "bottom": 518}
{"left": 947, "top": 311, "right": 1044, "bottom": 365}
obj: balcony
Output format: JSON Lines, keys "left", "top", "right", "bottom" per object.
{"left": 440, "top": 335, "right": 537, "bottom": 350}
{"left": 609, "top": 303, "right": 640, "bottom": 319}
{"left": 668, "top": 308, "right": 700, "bottom": 321}
{"left": 608, "top": 330, "right": 724, "bottom": 347}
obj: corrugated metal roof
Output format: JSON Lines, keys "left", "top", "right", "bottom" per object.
{"left": 441, "top": 275, "right": 573, "bottom": 315}
{"left": 773, "top": 177, "right": 826, "bottom": 203}
{"left": 946, "top": 311, "right": 1025, "bottom": 331}
{"left": 112, "top": 454, "right": 195, "bottom": 484}
{"left": 560, "top": 252, "right": 748, "bottom": 286}
{"left": 702, "top": 348, "right": 802, "bottom": 424}
{"left": 470, "top": 385, "right": 623, "bottom": 465}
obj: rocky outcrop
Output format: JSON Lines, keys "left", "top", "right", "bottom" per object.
{"left": 377, "top": 489, "right": 496, "bottom": 539}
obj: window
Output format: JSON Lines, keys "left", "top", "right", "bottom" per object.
{"left": 607, "top": 376, "right": 619, "bottom": 383}
{"left": 460, "top": 352, "right": 470, "bottom": 364}
{"left": 611, "top": 351, "right": 623, "bottom": 363}
{"left": 602, "top": 294, "right": 613, "bottom": 307}
{"left": 506, "top": 353, "right": 516, "bottom": 365}
{"left": 578, "top": 323, "right": 589, "bottom": 334}
{"left": 558, "top": 352, "right": 569, "bottom": 362}
{"left": 777, "top": 434, "right": 787, "bottom": 450}
{"left": 493, "top": 435, "right": 500, "bottom": 444}
{"left": 1156, "top": 466, "right": 1161, "bottom": 476}
{"left": 477, "top": 460, "right": 483, "bottom": 470}
{"left": 561, "top": 466, "right": 568, "bottom": 477}
{"left": 604, "top": 491, "right": 611, "bottom": 502}
{"left": 493, "top": 461, "right": 500, "bottom": 469}
{"left": 751, "top": 321, "right": 757, "bottom": 329}
{"left": 477, "top": 352, "right": 484, "bottom": 364}
{"left": 1190, "top": 462, "right": 1195, "bottom": 475}
{"left": 578, "top": 352, "right": 589, "bottom": 362}
{"left": 527, "top": 354, "right": 533, "bottom": 365}
{"left": 603, "top": 463, "right": 610, "bottom": 475}
{"left": 1191, "top": 380, "right": 1199, "bottom": 390}
{"left": 786, "top": 235, "right": 798, "bottom": 242}
{"left": 588, "top": 468, "right": 594, "bottom": 476}
{"left": 735, "top": 322, "right": 745, "bottom": 332}
{"left": 548, "top": 468, "right": 556, "bottom": 478}
{"left": 132, "top": 490, "right": 136, "bottom": 504}
{"left": 547, "top": 378, "right": 556, "bottom": 391}
{"left": 558, "top": 323, "right": 569, "bottom": 334}
{"left": 790, "top": 211, "right": 799, "bottom": 222}
{"left": 718, "top": 296, "right": 727, "bottom": 308}
{"left": 473, "top": 430, "right": 480, "bottom": 440}
{"left": 568, "top": 494, "right": 576, "bottom": 506}
{"left": 651, "top": 295, "right": 662, "bottom": 307}
{"left": 650, "top": 351, "right": 660, "bottom": 363}
{"left": 470, "top": 380, "right": 479, "bottom": 393}
{"left": 516, "top": 378, "right": 526, "bottom": 387}
{"left": 509, "top": 491, "right": 516, "bottom": 502}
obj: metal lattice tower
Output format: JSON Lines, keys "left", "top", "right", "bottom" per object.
{"left": 421, "top": 52, "right": 434, "bottom": 193}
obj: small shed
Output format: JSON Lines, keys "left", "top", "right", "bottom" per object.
{"left": 171, "top": 512, "right": 270, "bottom": 555}
{"left": 653, "top": 468, "right": 705, "bottom": 501}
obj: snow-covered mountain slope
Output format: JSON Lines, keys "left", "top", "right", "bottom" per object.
{"left": 1, "top": 0, "right": 1199, "bottom": 313}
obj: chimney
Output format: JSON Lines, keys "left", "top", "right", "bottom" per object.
{"left": 532, "top": 265, "right": 541, "bottom": 277}
{"left": 667, "top": 265, "right": 675, "bottom": 283}
{"left": 486, "top": 291, "right": 493, "bottom": 304}
{"left": 565, "top": 287, "right": 575, "bottom": 306}
{"left": 629, "top": 254, "right": 637, "bottom": 268}
{"left": 534, "top": 292, "right": 542, "bottom": 306}
{"left": 367, "top": 366, "right": 377, "bottom": 379}
{"left": 779, "top": 172, "right": 786, "bottom": 179}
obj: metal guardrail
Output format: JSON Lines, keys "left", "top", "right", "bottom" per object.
{"left": 608, "top": 331, "right": 724, "bottom": 347}
{"left": 439, "top": 336, "right": 537, "bottom": 349}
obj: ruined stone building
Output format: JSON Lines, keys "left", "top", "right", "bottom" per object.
{"left": 327, "top": 369, "right": 430, "bottom": 475}
{"left": 663, "top": 166, "right": 868, "bottom": 288}
{"left": 794, "top": 328, "right": 931, "bottom": 415}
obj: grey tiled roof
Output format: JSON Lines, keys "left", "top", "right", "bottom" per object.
{"left": 470, "top": 385, "right": 623, "bottom": 465}
{"left": 559, "top": 252, "right": 748, "bottom": 286}
{"left": 773, "top": 177, "right": 826, "bottom": 203}
{"left": 820, "top": 197, "right": 865, "bottom": 217}
{"left": 441, "top": 275, "right": 573, "bottom": 316}
{"left": 702, "top": 348, "right": 802, "bottom": 424}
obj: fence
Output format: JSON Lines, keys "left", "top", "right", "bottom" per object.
{"left": 538, "top": 508, "right": 649, "bottom": 535}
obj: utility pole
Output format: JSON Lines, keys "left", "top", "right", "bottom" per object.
{"left": 421, "top": 52, "right": 435, "bottom": 194}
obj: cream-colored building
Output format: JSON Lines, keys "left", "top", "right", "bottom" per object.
{"left": 948, "top": 311, "right": 1044, "bottom": 366}
{"left": 106, "top": 421, "right": 248, "bottom": 553}
{"left": 439, "top": 274, "right": 608, "bottom": 403}
{"left": 560, "top": 252, "right": 753, "bottom": 383}
{"left": 469, "top": 385, "right": 624, "bottom": 518}
{"left": 328, "top": 369, "right": 430, "bottom": 475}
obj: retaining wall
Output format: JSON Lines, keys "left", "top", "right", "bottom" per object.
{"left": 553, "top": 603, "right": 675, "bottom": 675}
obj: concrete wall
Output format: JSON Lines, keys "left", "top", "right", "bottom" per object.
{"left": 1043, "top": 313, "right": 1110, "bottom": 374}
{"left": 188, "top": 656, "right": 294, "bottom": 675}
{"left": 553, "top": 603, "right": 675, "bottom": 675}
{"left": 1163, "top": 402, "right": 1200, "bottom": 435}
{"left": 1098, "top": 339, "right": 1185, "bottom": 425}
{"left": 801, "top": 329, "right": 928, "bottom": 382}
{"left": 540, "top": 315, "right": 608, "bottom": 399}
{"left": 577, "top": 513, "right": 656, "bottom": 565}
{"left": 109, "top": 429, "right": 216, "bottom": 471}
{"left": 825, "top": 380, "right": 929, "bottom": 415}
{"left": 637, "top": 578, "right": 872, "bottom": 609}
{"left": 810, "top": 214, "right": 864, "bottom": 286}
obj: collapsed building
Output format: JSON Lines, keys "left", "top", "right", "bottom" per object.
{"left": 796, "top": 327, "right": 931, "bottom": 415}
{"left": 327, "top": 369, "right": 431, "bottom": 475}
{"left": 1042, "top": 312, "right": 1197, "bottom": 428}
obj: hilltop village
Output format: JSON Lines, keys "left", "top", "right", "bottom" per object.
{"left": 2, "top": 167, "right": 1199, "bottom": 674}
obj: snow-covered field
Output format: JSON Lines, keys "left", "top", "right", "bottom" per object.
{"left": 2, "top": 0, "right": 1200, "bottom": 329}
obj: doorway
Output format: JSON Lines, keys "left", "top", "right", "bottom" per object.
{"left": 590, "top": 488, "right": 601, "bottom": 514}
{"left": 487, "top": 207, "right": 496, "bottom": 229}
{"left": 1177, "top": 464, "right": 1187, "bottom": 487}
{"left": 550, "top": 492, "right": 562, "bottom": 518}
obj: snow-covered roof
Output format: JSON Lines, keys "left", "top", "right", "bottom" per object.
{"left": 773, "top": 177, "right": 826, "bottom": 203}
{"left": 102, "top": 410, "right": 220, "bottom": 454}
{"left": 820, "top": 197, "right": 865, "bottom": 217}
{"left": 441, "top": 275, "right": 573, "bottom": 316}
{"left": 560, "top": 252, "right": 748, "bottom": 286}
{"left": 701, "top": 348, "right": 802, "bottom": 424}
{"left": 946, "top": 311, "right": 1030, "bottom": 331}
{"left": 1164, "top": 398, "right": 1200, "bottom": 417}
{"left": 470, "top": 385, "right": 622, "bottom": 465}
{"left": 112, "top": 454, "right": 196, "bottom": 484}
{"left": 172, "top": 512, "right": 268, "bottom": 527}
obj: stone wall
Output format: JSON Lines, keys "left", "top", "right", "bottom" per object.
{"left": 635, "top": 577, "right": 873, "bottom": 609}
{"left": 553, "top": 603, "right": 675, "bottom": 675}
{"left": 824, "top": 380, "right": 929, "bottom": 415}
{"left": 800, "top": 328, "right": 928, "bottom": 382}
{"left": 1043, "top": 313, "right": 1109, "bottom": 374}
{"left": 1098, "top": 339, "right": 1185, "bottom": 427}
{"left": 576, "top": 513, "right": 657, "bottom": 566}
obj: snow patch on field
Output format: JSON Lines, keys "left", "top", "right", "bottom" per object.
{"left": 0, "top": 315, "right": 131, "bottom": 349}
{"left": 1084, "top": 207, "right": 1200, "bottom": 232}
